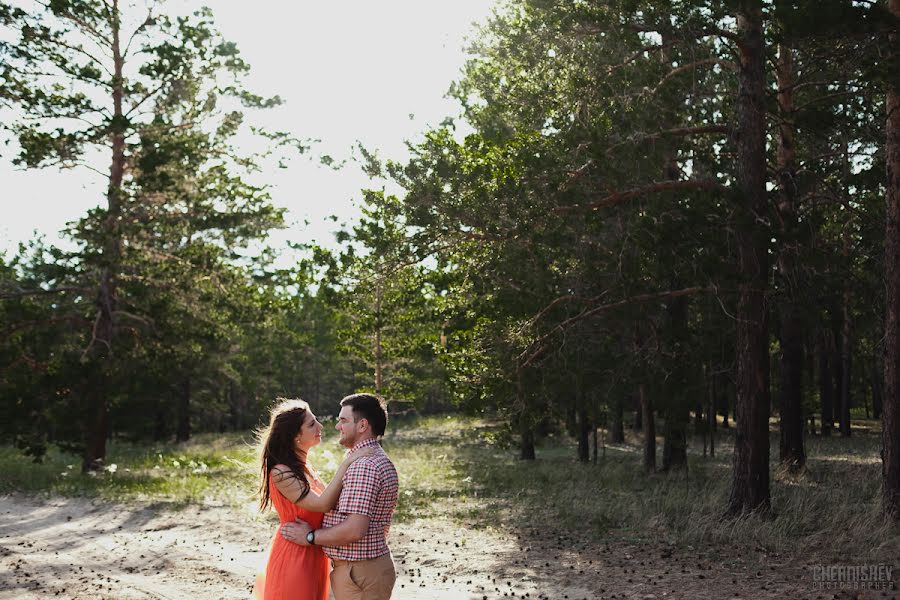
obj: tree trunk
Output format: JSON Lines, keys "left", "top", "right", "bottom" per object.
{"left": 708, "top": 376, "right": 716, "bottom": 457}
{"left": 520, "top": 423, "right": 536, "bottom": 460}
{"left": 840, "top": 284, "right": 852, "bottom": 437}
{"left": 775, "top": 42, "right": 805, "bottom": 473}
{"left": 83, "top": 1, "right": 125, "bottom": 472}
{"left": 374, "top": 285, "right": 384, "bottom": 393}
{"left": 727, "top": 0, "right": 771, "bottom": 515}
{"left": 577, "top": 404, "right": 590, "bottom": 463}
{"left": 830, "top": 311, "right": 843, "bottom": 427}
{"left": 566, "top": 403, "right": 578, "bottom": 439}
{"left": 721, "top": 382, "right": 730, "bottom": 428}
{"left": 610, "top": 396, "right": 625, "bottom": 443}
{"left": 176, "top": 377, "right": 191, "bottom": 442}
{"left": 641, "top": 384, "right": 655, "bottom": 472}
{"left": 662, "top": 413, "right": 688, "bottom": 472}
{"left": 592, "top": 391, "right": 600, "bottom": 463}
{"left": 874, "top": 359, "right": 884, "bottom": 421}
{"left": 517, "top": 371, "right": 535, "bottom": 460}
{"left": 819, "top": 333, "right": 834, "bottom": 435}
{"left": 633, "top": 398, "right": 643, "bottom": 431}
{"left": 81, "top": 383, "right": 109, "bottom": 472}
{"left": 837, "top": 141, "right": 853, "bottom": 437}
{"left": 882, "top": 0, "right": 900, "bottom": 519}
{"left": 778, "top": 310, "right": 805, "bottom": 471}
{"left": 153, "top": 407, "right": 166, "bottom": 441}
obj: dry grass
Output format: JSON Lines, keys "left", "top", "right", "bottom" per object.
{"left": 2, "top": 413, "right": 897, "bottom": 566}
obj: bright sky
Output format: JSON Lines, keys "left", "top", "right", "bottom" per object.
{"left": 0, "top": 0, "right": 497, "bottom": 259}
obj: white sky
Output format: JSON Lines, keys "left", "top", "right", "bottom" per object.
{"left": 0, "top": 0, "right": 496, "bottom": 259}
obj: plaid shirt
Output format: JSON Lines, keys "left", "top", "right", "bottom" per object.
{"left": 322, "top": 438, "right": 398, "bottom": 561}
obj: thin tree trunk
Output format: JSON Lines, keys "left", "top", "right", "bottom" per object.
{"left": 728, "top": 0, "right": 771, "bottom": 515}
{"left": 610, "top": 396, "right": 625, "bottom": 443}
{"left": 577, "top": 404, "right": 590, "bottom": 463}
{"left": 819, "top": 333, "right": 834, "bottom": 435}
{"left": 641, "top": 384, "right": 655, "bottom": 472}
{"left": 721, "top": 390, "right": 730, "bottom": 428}
{"left": 882, "top": 0, "right": 900, "bottom": 519}
{"left": 831, "top": 311, "right": 843, "bottom": 427}
{"left": 592, "top": 392, "right": 599, "bottom": 463}
{"left": 775, "top": 42, "right": 805, "bottom": 472}
{"left": 374, "top": 285, "right": 384, "bottom": 393}
{"left": 517, "top": 371, "right": 535, "bottom": 460}
{"left": 708, "top": 375, "right": 716, "bottom": 457}
{"left": 176, "top": 377, "right": 191, "bottom": 442}
{"left": 874, "top": 359, "right": 884, "bottom": 421}
{"left": 83, "top": 1, "right": 125, "bottom": 473}
{"left": 840, "top": 283, "right": 853, "bottom": 437}
{"left": 839, "top": 141, "right": 853, "bottom": 437}
{"left": 520, "top": 423, "right": 536, "bottom": 460}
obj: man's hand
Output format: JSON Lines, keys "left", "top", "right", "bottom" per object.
{"left": 280, "top": 518, "right": 313, "bottom": 545}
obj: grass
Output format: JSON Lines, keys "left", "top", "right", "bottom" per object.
{"left": 1, "top": 414, "right": 898, "bottom": 563}
{"left": 0, "top": 432, "right": 260, "bottom": 507}
{"left": 445, "top": 418, "right": 899, "bottom": 564}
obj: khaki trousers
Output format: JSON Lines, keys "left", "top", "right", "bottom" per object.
{"left": 330, "top": 553, "right": 396, "bottom": 600}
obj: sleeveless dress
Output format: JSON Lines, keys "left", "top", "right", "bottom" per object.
{"left": 254, "top": 467, "right": 330, "bottom": 600}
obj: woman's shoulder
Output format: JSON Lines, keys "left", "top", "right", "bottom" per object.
{"left": 270, "top": 464, "right": 296, "bottom": 482}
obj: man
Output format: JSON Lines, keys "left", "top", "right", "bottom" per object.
{"left": 281, "top": 393, "right": 399, "bottom": 600}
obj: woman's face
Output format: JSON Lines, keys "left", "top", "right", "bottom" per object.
{"left": 294, "top": 410, "right": 323, "bottom": 452}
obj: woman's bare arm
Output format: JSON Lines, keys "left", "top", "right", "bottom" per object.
{"left": 271, "top": 448, "right": 375, "bottom": 513}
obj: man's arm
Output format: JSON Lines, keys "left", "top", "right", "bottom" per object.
{"left": 280, "top": 514, "right": 370, "bottom": 546}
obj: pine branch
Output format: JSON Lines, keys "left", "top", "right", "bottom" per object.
{"left": 518, "top": 286, "right": 715, "bottom": 369}
{"left": 605, "top": 125, "right": 732, "bottom": 154}
{"left": 555, "top": 180, "right": 729, "bottom": 214}
{"left": 646, "top": 58, "right": 738, "bottom": 97}
{"left": 0, "top": 285, "right": 89, "bottom": 299}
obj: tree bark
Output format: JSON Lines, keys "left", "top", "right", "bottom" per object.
{"left": 577, "top": 404, "right": 590, "bottom": 463}
{"left": 838, "top": 141, "right": 853, "bottom": 437}
{"left": 818, "top": 332, "right": 834, "bottom": 435}
{"left": 775, "top": 42, "right": 805, "bottom": 472}
{"left": 374, "top": 285, "right": 384, "bottom": 393}
{"left": 721, "top": 387, "right": 730, "bottom": 428}
{"left": 708, "top": 375, "right": 716, "bottom": 457}
{"left": 662, "top": 414, "right": 688, "bottom": 471}
{"left": 176, "top": 377, "right": 191, "bottom": 442}
{"left": 873, "top": 359, "right": 883, "bottom": 421}
{"left": 641, "top": 384, "right": 656, "bottom": 472}
{"left": 517, "top": 371, "right": 535, "bottom": 460}
{"left": 610, "top": 396, "right": 625, "bottom": 443}
{"left": 882, "top": 0, "right": 900, "bottom": 519}
{"left": 520, "top": 423, "right": 536, "bottom": 460}
{"left": 727, "top": 0, "right": 771, "bottom": 515}
{"left": 83, "top": 0, "right": 125, "bottom": 472}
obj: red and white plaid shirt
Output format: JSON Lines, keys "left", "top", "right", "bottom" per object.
{"left": 322, "top": 437, "right": 399, "bottom": 561}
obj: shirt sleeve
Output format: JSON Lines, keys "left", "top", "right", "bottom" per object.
{"left": 336, "top": 460, "right": 380, "bottom": 517}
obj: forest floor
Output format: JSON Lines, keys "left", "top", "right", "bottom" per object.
{"left": 1, "top": 415, "right": 897, "bottom": 599}
{"left": 0, "top": 493, "right": 840, "bottom": 600}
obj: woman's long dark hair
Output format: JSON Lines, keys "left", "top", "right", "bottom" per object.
{"left": 257, "top": 398, "right": 311, "bottom": 511}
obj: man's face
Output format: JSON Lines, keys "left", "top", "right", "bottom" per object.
{"left": 336, "top": 405, "right": 360, "bottom": 448}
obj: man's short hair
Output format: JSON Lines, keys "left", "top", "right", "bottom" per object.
{"left": 341, "top": 393, "right": 388, "bottom": 437}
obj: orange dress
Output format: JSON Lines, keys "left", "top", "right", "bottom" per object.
{"left": 255, "top": 467, "right": 330, "bottom": 600}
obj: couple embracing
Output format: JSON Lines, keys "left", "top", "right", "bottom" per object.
{"left": 255, "top": 393, "right": 399, "bottom": 600}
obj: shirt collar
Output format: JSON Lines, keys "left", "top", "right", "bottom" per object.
{"left": 349, "top": 437, "right": 381, "bottom": 453}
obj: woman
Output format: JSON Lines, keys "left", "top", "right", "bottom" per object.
{"left": 254, "top": 398, "right": 372, "bottom": 600}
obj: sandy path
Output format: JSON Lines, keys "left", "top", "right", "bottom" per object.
{"left": 0, "top": 495, "right": 878, "bottom": 599}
